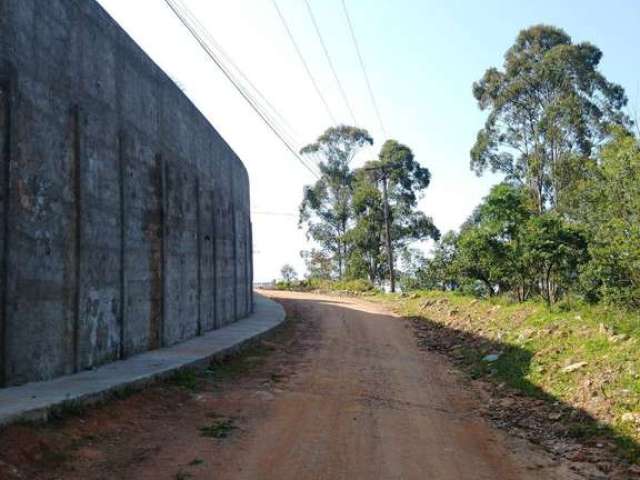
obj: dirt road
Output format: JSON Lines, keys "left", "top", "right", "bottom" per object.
{"left": 0, "top": 291, "right": 581, "bottom": 480}
{"left": 215, "top": 291, "right": 574, "bottom": 480}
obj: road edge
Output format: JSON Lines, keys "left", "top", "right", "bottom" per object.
{"left": 0, "top": 293, "right": 285, "bottom": 427}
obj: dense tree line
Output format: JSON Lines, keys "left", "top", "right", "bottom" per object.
{"left": 299, "top": 25, "right": 639, "bottom": 308}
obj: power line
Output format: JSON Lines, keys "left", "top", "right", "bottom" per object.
{"left": 304, "top": 0, "right": 358, "bottom": 126}
{"left": 163, "top": 0, "right": 321, "bottom": 179}
{"left": 167, "top": 0, "right": 305, "bottom": 152}
{"left": 271, "top": 0, "right": 337, "bottom": 126}
{"left": 341, "top": 0, "right": 387, "bottom": 139}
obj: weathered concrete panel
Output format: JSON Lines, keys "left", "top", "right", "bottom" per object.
{"left": 0, "top": 0, "right": 253, "bottom": 387}
{"left": 0, "top": 81, "right": 9, "bottom": 386}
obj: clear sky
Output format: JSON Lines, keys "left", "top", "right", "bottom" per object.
{"left": 97, "top": 0, "right": 640, "bottom": 282}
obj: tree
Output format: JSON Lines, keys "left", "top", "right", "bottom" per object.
{"left": 476, "top": 183, "right": 534, "bottom": 300}
{"left": 520, "top": 214, "right": 588, "bottom": 304}
{"left": 353, "top": 140, "right": 440, "bottom": 289}
{"left": 453, "top": 184, "right": 529, "bottom": 298}
{"left": 300, "top": 249, "right": 333, "bottom": 280}
{"left": 299, "top": 126, "right": 373, "bottom": 279}
{"left": 347, "top": 169, "right": 386, "bottom": 282}
{"left": 280, "top": 264, "right": 298, "bottom": 284}
{"left": 414, "top": 231, "right": 460, "bottom": 291}
{"left": 471, "top": 25, "right": 629, "bottom": 212}
{"left": 452, "top": 183, "right": 588, "bottom": 303}
{"left": 574, "top": 128, "right": 640, "bottom": 306}
{"left": 455, "top": 226, "right": 510, "bottom": 297}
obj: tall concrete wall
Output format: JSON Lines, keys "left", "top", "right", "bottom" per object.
{"left": 0, "top": 0, "right": 254, "bottom": 387}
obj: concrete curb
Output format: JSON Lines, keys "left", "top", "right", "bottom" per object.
{"left": 0, "top": 293, "right": 285, "bottom": 427}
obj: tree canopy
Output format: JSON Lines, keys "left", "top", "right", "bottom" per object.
{"left": 299, "top": 133, "right": 438, "bottom": 285}
{"left": 299, "top": 126, "right": 373, "bottom": 278}
{"left": 471, "top": 24, "right": 629, "bottom": 212}
{"left": 294, "top": 25, "right": 639, "bottom": 310}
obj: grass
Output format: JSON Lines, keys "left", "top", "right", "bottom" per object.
{"left": 273, "top": 278, "right": 375, "bottom": 293}
{"left": 369, "top": 290, "right": 640, "bottom": 461}
{"left": 169, "top": 369, "right": 200, "bottom": 391}
{"left": 199, "top": 418, "right": 237, "bottom": 439}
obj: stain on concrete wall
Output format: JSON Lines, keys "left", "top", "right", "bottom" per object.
{"left": 0, "top": 0, "right": 253, "bottom": 387}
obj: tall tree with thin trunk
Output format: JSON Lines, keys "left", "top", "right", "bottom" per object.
{"left": 299, "top": 126, "right": 373, "bottom": 279}
{"left": 471, "top": 24, "right": 629, "bottom": 213}
{"left": 352, "top": 140, "right": 440, "bottom": 287}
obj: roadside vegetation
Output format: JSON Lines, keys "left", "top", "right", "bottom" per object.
{"left": 295, "top": 24, "right": 638, "bottom": 311}
{"left": 273, "top": 276, "right": 374, "bottom": 293}
{"left": 280, "top": 23, "right": 640, "bottom": 467}
{"left": 372, "top": 290, "right": 640, "bottom": 463}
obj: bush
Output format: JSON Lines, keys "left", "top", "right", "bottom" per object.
{"left": 331, "top": 278, "right": 374, "bottom": 292}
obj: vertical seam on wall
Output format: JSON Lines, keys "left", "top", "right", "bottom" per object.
{"left": 229, "top": 160, "right": 237, "bottom": 323}
{"left": 0, "top": 76, "right": 12, "bottom": 387}
{"left": 196, "top": 177, "right": 202, "bottom": 336}
{"left": 72, "top": 105, "right": 82, "bottom": 373}
{"left": 211, "top": 188, "right": 217, "bottom": 330}
{"left": 159, "top": 154, "right": 167, "bottom": 348}
{"left": 231, "top": 193, "right": 237, "bottom": 322}
{"left": 244, "top": 215, "right": 250, "bottom": 316}
{"left": 118, "top": 131, "right": 127, "bottom": 358}
{"left": 250, "top": 221, "right": 254, "bottom": 312}
{"left": 115, "top": 37, "right": 126, "bottom": 360}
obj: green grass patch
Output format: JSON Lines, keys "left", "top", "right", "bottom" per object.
{"left": 199, "top": 418, "right": 237, "bottom": 439}
{"left": 169, "top": 368, "right": 199, "bottom": 391}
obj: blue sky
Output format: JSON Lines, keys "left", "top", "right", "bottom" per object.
{"left": 98, "top": 0, "right": 640, "bottom": 281}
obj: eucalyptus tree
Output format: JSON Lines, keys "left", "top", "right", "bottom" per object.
{"left": 299, "top": 126, "right": 373, "bottom": 278}
{"left": 471, "top": 24, "right": 629, "bottom": 212}
{"left": 353, "top": 140, "right": 440, "bottom": 290}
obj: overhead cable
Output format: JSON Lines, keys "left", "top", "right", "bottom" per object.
{"left": 271, "top": 0, "right": 337, "bottom": 126}
{"left": 341, "top": 0, "right": 387, "bottom": 139}
{"left": 163, "top": 0, "right": 321, "bottom": 179}
{"left": 304, "top": 0, "right": 358, "bottom": 125}
{"left": 167, "top": 0, "right": 303, "bottom": 150}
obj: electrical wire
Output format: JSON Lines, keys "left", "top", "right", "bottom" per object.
{"left": 341, "top": 0, "right": 387, "bottom": 139}
{"left": 304, "top": 0, "right": 358, "bottom": 126}
{"left": 163, "top": 0, "right": 321, "bottom": 179}
{"left": 167, "top": 0, "right": 303, "bottom": 151}
{"left": 271, "top": 0, "right": 337, "bottom": 126}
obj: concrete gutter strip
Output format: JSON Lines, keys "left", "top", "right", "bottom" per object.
{"left": 0, "top": 294, "right": 284, "bottom": 427}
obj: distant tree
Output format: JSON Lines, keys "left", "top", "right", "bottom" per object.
{"left": 299, "top": 126, "right": 374, "bottom": 279}
{"left": 280, "top": 264, "right": 298, "bottom": 284}
{"left": 352, "top": 140, "right": 440, "bottom": 286}
{"left": 471, "top": 24, "right": 629, "bottom": 212}
{"left": 347, "top": 170, "right": 386, "bottom": 282}
{"left": 300, "top": 249, "right": 333, "bottom": 280}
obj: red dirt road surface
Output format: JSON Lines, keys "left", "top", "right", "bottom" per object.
{"left": 0, "top": 291, "right": 582, "bottom": 479}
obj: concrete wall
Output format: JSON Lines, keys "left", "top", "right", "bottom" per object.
{"left": 0, "top": 0, "right": 254, "bottom": 387}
